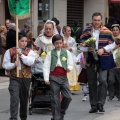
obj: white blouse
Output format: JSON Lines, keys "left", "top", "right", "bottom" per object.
{"left": 34, "top": 35, "right": 54, "bottom": 54}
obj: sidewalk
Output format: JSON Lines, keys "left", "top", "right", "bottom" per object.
{"left": 0, "top": 76, "right": 9, "bottom": 89}
{"left": 0, "top": 76, "right": 120, "bottom": 120}
{"left": 0, "top": 76, "right": 9, "bottom": 83}
{"left": 94, "top": 108, "right": 120, "bottom": 120}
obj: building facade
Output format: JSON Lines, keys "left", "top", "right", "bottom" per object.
{"left": 0, "top": 0, "right": 119, "bottom": 38}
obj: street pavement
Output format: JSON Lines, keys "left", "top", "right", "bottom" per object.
{"left": 0, "top": 76, "right": 120, "bottom": 120}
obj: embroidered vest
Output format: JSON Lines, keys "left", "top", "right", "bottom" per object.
{"left": 50, "top": 48, "right": 67, "bottom": 71}
{"left": 8, "top": 47, "right": 31, "bottom": 78}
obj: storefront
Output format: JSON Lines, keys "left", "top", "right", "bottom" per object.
{"left": 109, "top": 0, "right": 120, "bottom": 24}
{"left": 38, "top": 0, "right": 54, "bottom": 22}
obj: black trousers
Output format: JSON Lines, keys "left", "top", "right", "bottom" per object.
{"left": 86, "top": 66, "right": 108, "bottom": 108}
{"left": 108, "top": 68, "right": 120, "bottom": 99}
{"left": 50, "top": 75, "right": 72, "bottom": 120}
{"left": 9, "top": 77, "right": 31, "bottom": 120}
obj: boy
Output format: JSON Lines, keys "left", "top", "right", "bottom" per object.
{"left": 2, "top": 33, "right": 35, "bottom": 120}
{"left": 43, "top": 34, "right": 73, "bottom": 120}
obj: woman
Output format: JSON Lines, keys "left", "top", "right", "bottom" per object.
{"left": 34, "top": 20, "right": 58, "bottom": 56}
{"left": 63, "top": 26, "right": 80, "bottom": 91}
{"left": 0, "top": 25, "right": 7, "bottom": 75}
{"left": 108, "top": 24, "right": 120, "bottom": 101}
{"left": 111, "top": 24, "right": 120, "bottom": 39}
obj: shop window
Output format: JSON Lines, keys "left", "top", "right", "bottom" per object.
{"left": 67, "top": 0, "right": 83, "bottom": 29}
{"left": 38, "top": 0, "right": 53, "bottom": 22}
{"left": 109, "top": 3, "right": 120, "bottom": 24}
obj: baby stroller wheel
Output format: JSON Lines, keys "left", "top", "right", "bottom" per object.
{"left": 29, "top": 110, "right": 32, "bottom": 115}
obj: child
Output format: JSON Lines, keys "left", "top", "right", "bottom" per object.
{"left": 76, "top": 52, "right": 89, "bottom": 101}
{"left": 107, "top": 38, "right": 120, "bottom": 101}
{"left": 43, "top": 34, "right": 73, "bottom": 120}
{"left": 2, "top": 33, "right": 35, "bottom": 120}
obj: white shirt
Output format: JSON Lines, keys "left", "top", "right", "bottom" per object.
{"left": 43, "top": 49, "right": 73, "bottom": 80}
{"left": 2, "top": 49, "right": 35, "bottom": 70}
{"left": 92, "top": 29, "right": 100, "bottom": 50}
{"left": 104, "top": 42, "right": 116, "bottom": 53}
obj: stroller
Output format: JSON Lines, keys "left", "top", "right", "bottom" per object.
{"left": 29, "top": 51, "right": 51, "bottom": 115}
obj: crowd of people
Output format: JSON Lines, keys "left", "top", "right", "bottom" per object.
{"left": 1, "top": 12, "right": 120, "bottom": 120}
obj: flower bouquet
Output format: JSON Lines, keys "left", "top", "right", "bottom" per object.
{"left": 82, "top": 37, "right": 98, "bottom": 61}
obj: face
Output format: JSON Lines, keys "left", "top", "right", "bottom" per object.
{"left": 5, "top": 20, "right": 10, "bottom": 28}
{"left": 45, "top": 23, "right": 54, "bottom": 37}
{"left": 112, "top": 27, "right": 120, "bottom": 37}
{"left": 64, "top": 27, "right": 71, "bottom": 37}
{"left": 18, "top": 37, "right": 27, "bottom": 49}
{"left": 92, "top": 16, "right": 102, "bottom": 29}
{"left": 25, "top": 26, "right": 29, "bottom": 31}
{"left": 53, "top": 39, "right": 63, "bottom": 50}
{"left": 3, "top": 27, "right": 7, "bottom": 34}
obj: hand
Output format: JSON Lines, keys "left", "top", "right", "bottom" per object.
{"left": 45, "top": 80, "right": 50, "bottom": 85}
{"left": 16, "top": 48, "right": 22, "bottom": 55}
{"left": 88, "top": 47, "right": 93, "bottom": 52}
{"left": 66, "top": 68, "right": 70, "bottom": 72}
{"left": 15, "top": 61, "right": 19, "bottom": 67}
{"left": 80, "top": 42, "right": 86, "bottom": 47}
{"left": 97, "top": 48, "right": 104, "bottom": 56}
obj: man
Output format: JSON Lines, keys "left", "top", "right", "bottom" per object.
{"left": 21, "top": 23, "right": 33, "bottom": 48}
{"left": 5, "top": 19, "right": 11, "bottom": 30}
{"left": 6, "top": 23, "right": 16, "bottom": 49}
{"left": 80, "top": 12, "right": 116, "bottom": 113}
{"left": 71, "top": 20, "right": 82, "bottom": 43}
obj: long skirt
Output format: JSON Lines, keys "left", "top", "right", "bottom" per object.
{"left": 67, "top": 66, "right": 80, "bottom": 91}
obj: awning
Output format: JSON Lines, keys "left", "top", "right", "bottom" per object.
{"left": 109, "top": 0, "right": 120, "bottom": 2}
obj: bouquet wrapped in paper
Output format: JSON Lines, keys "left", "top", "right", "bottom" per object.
{"left": 82, "top": 37, "right": 98, "bottom": 61}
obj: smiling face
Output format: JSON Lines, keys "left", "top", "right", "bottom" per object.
{"left": 112, "top": 26, "right": 120, "bottom": 37}
{"left": 45, "top": 23, "right": 54, "bottom": 37}
{"left": 18, "top": 36, "right": 28, "bottom": 49}
{"left": 92, "top": 15, "right": 102, "bottom": 30}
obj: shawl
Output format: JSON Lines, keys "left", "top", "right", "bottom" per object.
{"left": 80, "top": 25, "right": 116, "bottom": 70}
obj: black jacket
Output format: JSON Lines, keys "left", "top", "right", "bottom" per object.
{"left": 6, "top": 29, "right": 16, "bottom": 49}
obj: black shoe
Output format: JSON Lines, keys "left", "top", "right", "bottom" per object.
{"left": 89, "top": 108, "right": 97, "bottom": 113}
{"left": 97, "top": 104, "right": 105, "bottom": 112}
{"left": 108, "top": 96, "right": 114, "bottom": 101}
{"left": 51, "top": 118, "right": 54, "bottom": 120}
{"left": 60, "top": 116, "right": 64, "bottom": 120}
